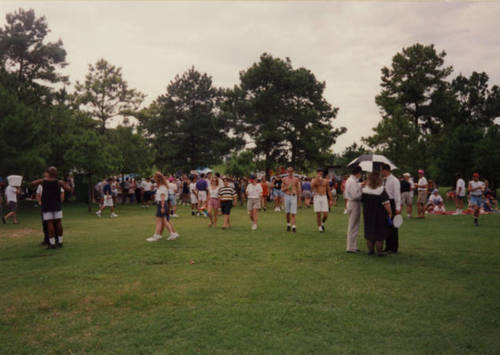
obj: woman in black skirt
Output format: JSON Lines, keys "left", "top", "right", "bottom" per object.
{"left": 361, "top": 171, "right": 393, "bottom": 256}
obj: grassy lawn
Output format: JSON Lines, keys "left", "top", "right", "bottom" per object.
{"left": 1, "top": 198, "right": 499, "bottom": 354}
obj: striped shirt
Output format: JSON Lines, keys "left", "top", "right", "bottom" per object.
{"left": 219, "top": 186, "right": 237, "bottom": 201}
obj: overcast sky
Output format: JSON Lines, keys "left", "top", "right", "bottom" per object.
{"left": 1, "top": 1, "right": 499, "bottom": 152}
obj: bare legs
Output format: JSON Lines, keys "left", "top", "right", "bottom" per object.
{"left": 208, "top": 205, "right": 217, "bottom": 227}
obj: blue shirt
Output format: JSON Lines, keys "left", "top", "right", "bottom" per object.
{"left": 302, "top": 182, "right": 311, "bottom": 191}
{"left": 103, "top": 184, "right": 112, "bottom": 195}
{"left": 196, "top": 179, "right": 208, "bottom": 191}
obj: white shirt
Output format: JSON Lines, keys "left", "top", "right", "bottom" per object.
{"left": 155, "top": 185, "right": 168, "bottom": 202}
{"left": 209, "top": 186, "right": 219, "bottom": 199}
{"left": 246, "top": 183, "right": 262, "bottom": 199}
{"left": 344, "top": 175, "right": 362, "bottom": 202}
{"left": 142, "top": 181, "right": 152, "bottom": 192}
{"left": 5, "top": 185, "right": 17, "bottom": 202}
{"left": 384, "top": 174, "right": 401, "bottom": 210}
{"left": 428, "top": 194, "right": 443, "bottom": 205}
{"left": 168, "top": 182, "right": 177, "bottom": 194}
{"left": 469, "top": 180, "right": 484, "bottom": 196}
{"left": 417, "top": 177, "right": 428, "bottom": 191}
{"left": 189, "top": 182, "right": 197, "bottom": 196}
{"left": 456, "top": 178, "right": 465, "bottom": 197}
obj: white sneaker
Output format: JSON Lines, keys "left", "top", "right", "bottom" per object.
{"left": 343, "top": 209, "right": 347, "bottom": 215}
{"left": 167, "top": 233, "right": 179, "bottom": 240}
{"left": 318, "top": 226, "right": 323, "bottom": 232}
{"left": 251, "top": 224, "right": 257, "bottom": 230}
{"left": 172, "top": 214, "right": 179, "bottom": 218}
{"left": 110, "top": 213, "right": 118, "bottom": 218}
{"left": 146, "top": 235, "right": 162, "bottom": 242}
{"left": 96, "top": 211, "right": 101, "bottom": 217}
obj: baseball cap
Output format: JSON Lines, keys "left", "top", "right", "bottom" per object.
{"left": 473, "top": 172, "right": 479, "bottom": 177}
{"left": 249, "top": 174, "right": 256, "bottom": 180}
{"left": 418, "top": 169, "right": 424, "bottom": 174}
{"left": 403, "top": 172, "right": 410, "bottom": 177}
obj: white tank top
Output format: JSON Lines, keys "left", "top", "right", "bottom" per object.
{"left": 209, "top": 186, "right": 219, "bottom": 199}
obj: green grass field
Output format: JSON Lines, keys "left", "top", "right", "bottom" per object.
{"left": 1, "top": 199, "right": 499, "bottom": 354}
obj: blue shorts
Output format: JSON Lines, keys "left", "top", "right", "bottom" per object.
{"left": 470, "top": 195, "right": 483, "bottom": 207}
{"left": 273, "top": 189, "right": 284, "bottom": 198}
{"left": 168, "top": 193, "right": 176, "bottom": 206}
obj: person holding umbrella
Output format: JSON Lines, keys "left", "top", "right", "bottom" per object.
{"left": 381, "top": 164, "right": 401, "bottom": 253}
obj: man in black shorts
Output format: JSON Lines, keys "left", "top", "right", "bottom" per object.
{"left": 32, "top": 167, "right": 71, "bottom": 249}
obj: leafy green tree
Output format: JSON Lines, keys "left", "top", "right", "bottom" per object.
{"left": 109, "top": 125, "right": 154, "bottom": 176}
{"left": 0, "top": 8, "right": 67, "bottom": 101}
{"left": 234, "top": 53, "right": 345, "bottom": 171}
{"left": 436, "top": 72, "right": 499, "bottom": 183}
{"left": 334, "top": 143, "right": 371, "bottom": 173}
{"left": 139, "top": 67, "right": 243, "bottom": 171}
{"left": 474, "top": 124, "right": 500, "bottom": 188}
{"left": 0, "top": 71, "right": 48, "bottom": 178}
{"left": 75, "top": 58, "right": 145, "bottom": 133}
{"left": 65, "top": 128, "right": 120, "bottom": 211}
{"left": 365, "top": 43, "right": 455, "bottom": 176}
{"left": 225, "top": 150, "right": 256, "bottom": 177}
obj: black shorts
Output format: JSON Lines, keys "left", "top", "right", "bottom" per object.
{"left": 456, "top": 195, "right": 465, "bottom": 200}
{"left": 8, "top": 201, "right": 17, "bottom": 212}
{"left": 221, "top": 201, "right": 233, "bottom": 215}
{"left": 156, "top": 203, "right": 170, "bottom": 220}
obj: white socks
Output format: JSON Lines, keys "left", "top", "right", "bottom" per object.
{"left": 58, "top": 236, "right": 63, "bottom": 244}
{"left": 49, "top": 237, "right": 56, "bottom": 246}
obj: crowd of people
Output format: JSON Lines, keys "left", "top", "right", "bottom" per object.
{"left": 1, "top": 165, "right": 497, "bottom": 254}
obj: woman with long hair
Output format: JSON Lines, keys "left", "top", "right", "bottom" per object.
{"left": 207, "top": 177, "right": 220, "bottom": 227}
{"left": 361, "top": 170, "right": 392, "bottom": 256}
{"left": 146, "top": 172, "right": 179, "bottom": 242}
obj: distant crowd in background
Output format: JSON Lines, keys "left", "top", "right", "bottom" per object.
{"left": 1, "top": 166, "right": 497, "bottom": 254}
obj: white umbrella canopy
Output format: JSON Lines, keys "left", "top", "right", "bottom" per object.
{"left": 347, "top": 154, "right": 397, "bottom": 172}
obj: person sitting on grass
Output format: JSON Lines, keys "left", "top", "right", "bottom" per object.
{"left": 426, "top": 189, "right": 445, "bottom": 213}
{"left": 31, "top": 167, "right": 71, "bottom": 249}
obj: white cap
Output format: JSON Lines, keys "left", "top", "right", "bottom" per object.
{"left": 403, "top": 172, "right": 410, "bottom": 177}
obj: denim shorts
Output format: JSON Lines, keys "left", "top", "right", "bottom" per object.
{"left": 469, "top": 195, "right": 483, "bottom": 207}
{"left": 156, "top": 203, "right": 170, "bottom": 220}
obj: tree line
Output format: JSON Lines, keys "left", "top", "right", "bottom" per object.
{"left": 1, "top": 8, "right": 499, "bottom": 188}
